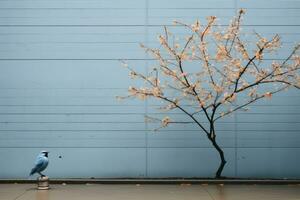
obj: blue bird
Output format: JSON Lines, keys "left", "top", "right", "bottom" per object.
{"left": 30, "top": 150, "right": 49, "bottom": 177}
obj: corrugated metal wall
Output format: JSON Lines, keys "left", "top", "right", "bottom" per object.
{"left": 0, "top": 0, "right": 299, "bottom": 179}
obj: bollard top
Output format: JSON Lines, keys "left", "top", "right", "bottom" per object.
{"left": 38, "top": 176, "right": 49, "bottom": 181}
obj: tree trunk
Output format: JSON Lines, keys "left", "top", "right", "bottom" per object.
{"left": 209, "top": 137, "right": 227, "bottom": 178}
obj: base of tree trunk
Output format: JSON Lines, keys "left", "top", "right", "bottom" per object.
{"left": 210, "top": 137, "right": 227, "bottom": 179}
{"left": 215, "top": 161, "right": 227, "bottom": 178}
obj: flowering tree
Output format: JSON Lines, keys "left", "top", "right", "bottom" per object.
{"left": 119, "top": 10, "right": 300, "bottom": 178}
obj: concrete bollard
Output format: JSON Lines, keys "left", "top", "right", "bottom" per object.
{"left": 37, "top": 176, "right": 50, "bottom": 190}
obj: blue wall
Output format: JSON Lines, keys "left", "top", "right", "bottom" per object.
{"left": 0, "top": 0, "right": 299, "bottom": 179}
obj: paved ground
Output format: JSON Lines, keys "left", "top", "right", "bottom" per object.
{"left": 0, "top": 183, "right": 300, "bottom": 200}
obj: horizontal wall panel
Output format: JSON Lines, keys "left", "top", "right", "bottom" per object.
{"left": 236, "top": 123, "right": 300, "bottom": 131}
{"left": 0, "top": 113, "right": 232, "bottom": 124}
{"left": 147, "top": 122, "right": 235, "bottom": 132}
{"left": 0, "top": 18, "right": 145, "bottom": 26}
{"left": 0, "top": 8, "right": 146, "bottom": 25}
{"left": 0, "top": 122, "right": 234, "bottom": 132}
{"left": 148, "top": 9, "right": 234, "bottom": 25}
{"left": 148, "top": 131, "right": 235, "bottom": 148}
{"left": 237, "top": 148, "right": 300, "bottom": 178}
{"left": 0, "top": 27, "right": 145, "bottom": 43}
{"left": 0, "top": 97, "right": 144, "bottom": 106}
{"left": 0, "top": 105, "right": 145, "bottom": 114}
{"left": 238, "top": 0, "right": 300, "bottom": 8}
{"left": 0, "top": 88, "right": 130, "bottom": 98}
{"left": 237, "top": 131, "right": 300, "bottom": 148}
{"left": 0, "top": 148, "right": 147, "bottom": 178}
{"left": 0, "top": 114, "right": 146, "bottom": 123}
{"left": 0, "top": 9, "right": 146, "bottom": 18}
{"left": 0, "top": 26, "right": 145, "bottom": 35}
{"left": 0, "top": 122, "right": 146, "bottom": 131}
{"left": 241, "top": 26, "right": 300, "bottom": 34}
{"left": 236, "top": 106, "right": 300, "bottom": 114}
{"left": 0, "top": 60, "right": 146, "bottom": 88}
{"left": 148, "top": 148, "right": 236, "bottom": 178}
{"left": 235, "top": 114, "right": 300, "bottom": 123}
{"left": 242, "top": 9, "right": 300, "bottom": 25}
{"left": 0, "top": 0, "right": 146, "bottom": 9}
{"left": 0, "top": 43, "right": 144, "bottom": 59}
{"left": 149, "top": 0, "right": 235, "bottom": 8}
{"left": 0, "top": 131, "right": 146, "bottom": 148}
{"left": 148, "top": 24, "right": 300, "bottom": 35}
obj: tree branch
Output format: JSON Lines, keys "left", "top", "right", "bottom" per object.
{"left": 214, "top": 85, "right": 289, "bottom": 121}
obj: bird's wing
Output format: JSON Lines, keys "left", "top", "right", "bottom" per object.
{"left": 35, "top": 156, "right": 45, "bottom": 165}
{"left": 30, "top": 157, "right": 45, "bottom": 175}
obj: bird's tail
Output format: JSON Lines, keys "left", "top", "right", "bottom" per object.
{"left": 29, "top": 167, "right": 36, "bottom": 176}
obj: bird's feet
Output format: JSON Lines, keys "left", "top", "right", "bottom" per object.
{"left": 38, "top": 173, "right": 46, "bottom": 178}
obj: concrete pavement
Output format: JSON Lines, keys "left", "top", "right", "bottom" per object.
{"left": 0, "top": 183, "right": 300, "bottom": 200}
